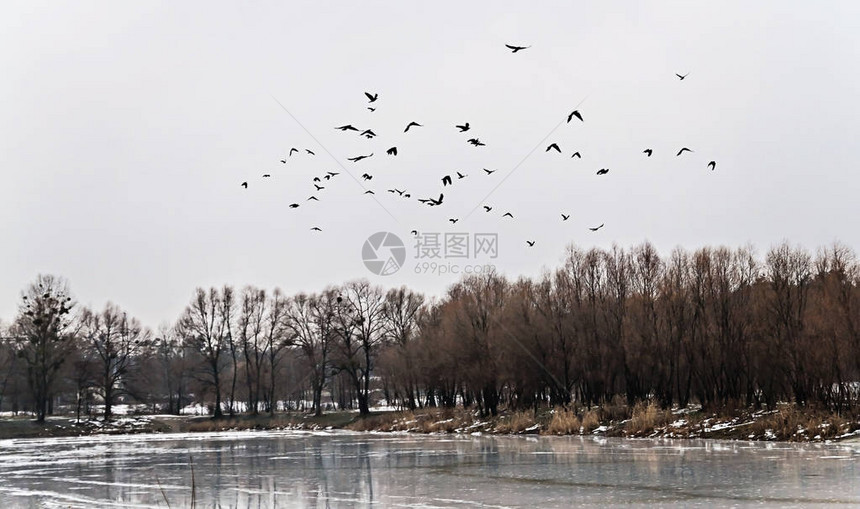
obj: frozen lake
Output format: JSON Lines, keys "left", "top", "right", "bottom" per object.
{"left": 0, "top": 430, "right": 858, "bottom": 508}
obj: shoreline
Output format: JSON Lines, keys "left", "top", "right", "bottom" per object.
{"left": 2, "top": 405, "right": 859, "bottom": 443}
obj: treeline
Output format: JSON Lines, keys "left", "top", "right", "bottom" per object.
{"left": 1, "top": 241, "right": 859, "bottom": 423}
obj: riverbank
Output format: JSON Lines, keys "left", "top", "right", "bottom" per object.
{"left": 2, "top": 404, "right": 859, "bottom": 442}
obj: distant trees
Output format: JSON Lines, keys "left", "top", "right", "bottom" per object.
{"left": 2, "top": 242, "right": 859, "bottom": 421}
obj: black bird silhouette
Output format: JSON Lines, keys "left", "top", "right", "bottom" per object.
{"left": 241, "top": 182, "right": 248, "bottom": 188}
{"left": 456, "top": 172, "right": 467, "bottom": 179}
{"left": 418, "top": 198, "right": 429, "bottom": 204}
{"left": 327, "top": 171, "right": 339, "bottom": 177}
{"left": 597, "top": 168, "right": 609, "bottom": 175}
{"left": 467, "top": 138, "right": 485, "bottom": 146}
{"left": 456, "top": 122, "right": 470, "bottom": 132}
{"left": 411, "top": 230, "right": 418, "bottom": 235}
{"left": 567, "top": 110, "right": 583, "bottom": 122}
{"left": 676, "top": 147, "right": 693, "bottom": 156}
{"left": 526, "top": 241, "right": 535, "bottom": 247}
{"left": 404, "top": 193, "right": 411, "bottom": 198}
{"left": 348, "top": 153, "right": 373, "bottom": 162}
{"left": 707, "top": 161, "right": 716, "bottom": 171}
{"left": 589, "top": 223, "right": 605, "bottom": 231}
{"left": 442, "top": 175, "right": 452, "bottom": 186}
{"left": 263, "top": 174, "right": 271, "bottom": 178}
{"left": 483, "top": 206, "right": 493, "bottom": 212}
{"left": 314, "top": 184, "right": 324, "bottom": 191}
{"left": 643, "top": 148, "right": 653, "bottom": 157}
{"left": 360, "top": 129, "right": 376, "bottom": 138}
{"left": 505, "top": 44, "right": 530, "bottom": 53}
{"left": 404, "top": 121, "right": 422, "bottom": 132}
{"left": 368, "top": 107, "right": 376, "bottom": 112}
{"left": 449, "top": 218, "right": 459, "bottom": 224}
{"left": 310, "top": 227, "right": 322, "bottom": 231}
{"left": 676, "top": 72, "right": 690, "bottom": 80}
{"left": 289, "top": 148, "right": 298, "bottom": 156}
{"left": 365, "top": 92, "right": 378, "bottom": 103}
{"left": 306, "top": 149, "right": 315, "bottom": 155}
{"left": 428, "top": 193, "right": 444, "bottom": 206}
{"left": 571, "top": 152, "right": 581, "bottom": 159}
{"left": 280, "top": 159, "right": 287, "bottom": 164}
{"left": 313, "top": 177, "right": 321, "bottom": 182}
{"left": 364, "top": 190, "right": 375, "bottom": 195}
{"left": 483, "top": 168, "right": 497, "bottom": 175}
{"left": 546, "top": 143, "right": 561, "bottom": 153}
{"left": 361, "top": 173, "right": 372, "bottom": 180}
{"left": 335, "top": 125, "right": 359, "bottom": 132}
{"left": 386, "top": 147, "right": 397, "bottom": 156}
{"left": 502, "top": 212, "right": 514, "bottom": 218}
{"left": 561, "top": 214, "right": 570, "bottom": 221}
{"left": 308, "top": 196, "right": 319, "bottom": 201}
{"left": 289, "top": 203, "right": 299, "bottom": 208}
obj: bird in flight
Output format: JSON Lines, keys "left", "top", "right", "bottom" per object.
{"left": 313, "top": 177, "right": 321, "bottom": 182}
{"left": 326, "top": 171, "right": 339, "bottom": 177}
{"left": 456, "top": 122, "right": 470, "bottom": 132}
{"left": 364, "top": 190, "right": 375, "bottom": 195}
{"left": 348, "top": 153, "right": 373, "bottom": 162}
{"left": 335, "top": 125, "right": 359, "bottom": 132}
{"left": 561, "top": 214, "right": 570, "bottom": 221}
{"left": 546, "top": 143, "right": 561, "bottom": 153}
{"left": 314, "top": 184, "right": 325, "bottom": 191}
{"left": 707, "top": 161, "right": 716, "bottom": 171}
{"left": 505, "top": 44, "right": 530, "bottom": 53}
{"left": 571, "top": 152, "right": 581, "bottom": 159}
{"left": 676, "top": 72, "right": 690, "bottom": 80}
{"left": 308, "top": 196, "right": 319, "bottom": 201}
{"left": 502, "top": 212, "right": 514, "bottom": 218}
{"left": 589, "top": 223, "right": 605, "bottom": 231}
{"left": 483, "top": 206, "right": 493, "bottom": 212}
{"left": 361, "top": 173, "right": 373, "bottom": 180}
{"left": 467, "top": 138, "right": 485, "bottom": 146}
{"left": 386, "top": 147, "right": 397, "bottom": 156}
{"left": 289, "top": 148, "right": 298, "bottom": 156}
{"left": 643, "top": 148, "right": 653, "bottom": 157}
{"left": 365, "top": 92, "right": 378, "bottom": 103}
{"left": 410, "top": 230, "right": 418, "bottom": 236}
{"left": 241, "top": 182, "right": 248, "bottom": 188}
{"left": 456, "top": 171, "right": 467, "bottom": 179}
{"left": 597, "top": 168, "right": 609, "bottom": 175}
{"left": 442, "top": 175, "right": 453, "bottom": 186}
{"left": 449, "top": 218, "right": 459, "bottom": 224}
{"left": 368, "top": 107, "right": 376, "bottom": 112}
{"left": 404, "top": 121, "right": 423, "bottom": 132}
{"left": 263, "top": 174, "right": 271, "bottom": 178}
{"left": 306, "top": 149, "right": 315, "bottom": 155}
{"left": 526, "top": 241, "right": 535, "bottom": 247}
{"left": 567, "top": 110, "right": 583, "bottom": 122}
{"left": 280, "top": 159, "right": 287, "bottom": 164}
{"left": 360, "top": 129, "right": 376, "bottom": 139}
{"left": 483, "top": 168, "right": 497, "bottom": 175}
{"left": 310, "top": 227, "right": 322, "bottom": 232}
{"left": 429, "top": 193, "right": 444, "bottom": 206}
{"left": 676, "top": 147, "right": 693, "bottom": 156}
{"left": 289, "top": 203, "right": 299, "bottom": 208}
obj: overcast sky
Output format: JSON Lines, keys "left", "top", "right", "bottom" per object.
{"left": 2, "top": 1, "right": 859, "bottom": 327}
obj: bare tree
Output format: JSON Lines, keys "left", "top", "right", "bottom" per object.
{"left": 12, "top": 275, "right": 76, "bottom": 422}
{"left": 177, "top": 286, "right": 234, "bottom": 419}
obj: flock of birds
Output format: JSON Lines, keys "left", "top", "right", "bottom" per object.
{"left": 241, "top": 44, "right": 717, "bottom": 249}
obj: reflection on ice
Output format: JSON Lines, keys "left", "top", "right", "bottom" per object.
{"left": 0, "top": 431, "right": 858, "bottom": 508}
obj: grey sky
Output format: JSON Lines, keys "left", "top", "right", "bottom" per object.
{"left": 2, "top": 1, "right": 859, "bottom": 327}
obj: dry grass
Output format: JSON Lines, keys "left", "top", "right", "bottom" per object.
{"left": 493, "top": 411, "right": 537, "bottom": 433}
{"left": 747, "top": 406, "right": 856, "bottom": 441}
{"left": 626, "top": 401, "right": 672, "bottom": 436}
{"left": 581, "top": 409, "right": 601, "bottom": 433}
{"left": 547, "top": 409, "right": 580, "bottom": 434}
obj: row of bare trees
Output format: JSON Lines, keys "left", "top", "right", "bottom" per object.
{"left": 2, "top": 242, "right": 859, "bottom": 422}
